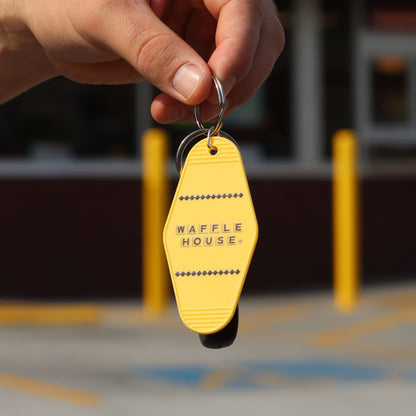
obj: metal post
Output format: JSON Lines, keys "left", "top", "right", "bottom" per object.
{"left": 292, "top": 0, "right": 323, "bottom": 165}
{"left": 142, "top": 128, "right": 170, "bottom": 316}
{"left": 333, "top": 129, "right": 360, "bottom": 312}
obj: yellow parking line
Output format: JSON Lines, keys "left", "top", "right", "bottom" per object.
{"left": 0, "top": 373, "right": 100, "bottom": 406}
{"left": 316, "top": 306, "right": 416, "bottom": 347}
{"left": 371, "top": 288, "right": 416, "bottom": 308}
{"left": 0, "top": 304, "right": 102, "bottom": 326}
{"left": 202, "top": 366, "right": 242, "bottom": 389}
{"left": 240, "top": 302, "right": 308, "bottom": 332}
{"left": 343, "top": 339, "right": 416, "bottom": 361}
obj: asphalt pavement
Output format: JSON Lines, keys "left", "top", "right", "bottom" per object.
{"left": 0, "top": 282, "right": 416, "bottom": 415}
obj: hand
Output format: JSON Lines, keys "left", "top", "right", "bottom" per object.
{"left": 2, "top": 0, "right": 284, "bottom": 123}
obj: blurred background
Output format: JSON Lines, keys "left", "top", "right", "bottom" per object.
{"left": 1, "top": 1, "right": 416, "bottom": 414}
{"left": 1, "top": 0, "right": 416, "bottom": 298}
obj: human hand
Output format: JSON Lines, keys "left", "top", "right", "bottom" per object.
{"left": 4, "top": 0, "right": 284, "bottom": 123}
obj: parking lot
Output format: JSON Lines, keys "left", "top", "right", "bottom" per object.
{"left": 0, "top": 282, "right": 416, "bottom": 415}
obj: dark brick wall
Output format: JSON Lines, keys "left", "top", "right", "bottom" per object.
{"left": 0, "top": 177, "right": 415, "bottom": 298}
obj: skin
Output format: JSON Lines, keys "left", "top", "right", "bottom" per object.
{"left": 0, "top": 0, "right": 284, "bottom": 123}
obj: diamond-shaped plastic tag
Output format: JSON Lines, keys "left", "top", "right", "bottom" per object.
{"left": 163, "top": 136, "right": 258, "bottom": 334}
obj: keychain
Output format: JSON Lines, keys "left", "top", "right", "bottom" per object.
{"left": 163, "top": 76, "right": 258, "bottom": 348}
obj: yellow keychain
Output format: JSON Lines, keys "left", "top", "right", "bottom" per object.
{"left": 163, "top": 77, "right": 258, "bottom": 348}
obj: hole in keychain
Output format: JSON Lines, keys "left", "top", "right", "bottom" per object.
{"left": 175, "top": 129, "right": 238, "bottom": 174}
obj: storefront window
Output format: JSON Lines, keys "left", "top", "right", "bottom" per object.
{"left": 367, "top": 1, "right": 416, "bottom": 33}
{"left": 371, "top": 56, "right": 410, "bottom": 124}
{"left": 0, "top": 78, "right": 136, "bottom": 159}
{"left": 323, "top": 0, "right": 352, "bottom": 157}
{"left": 353, "top": 0, "right": 416, "bottom": 161}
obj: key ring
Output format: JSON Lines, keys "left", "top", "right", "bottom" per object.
{"left": 193, "top": 75, "right": 226, "bottom": 146}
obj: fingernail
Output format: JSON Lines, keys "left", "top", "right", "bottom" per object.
{"left": 172, "top": 64, "right": 204, "bottom": 100}
{"left": 222, "top": 77, "right": 236, "bottom": 96}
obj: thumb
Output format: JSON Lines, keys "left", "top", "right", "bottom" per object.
{"left": 90, "top": 1, "right": 212, "bottom": 104}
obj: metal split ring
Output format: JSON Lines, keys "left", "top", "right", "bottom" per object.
{"left": 193, "top": 75, "right": 226, "bottom": 145}
{"left": 206, "top": 126, "right": 215, "bottom": 150}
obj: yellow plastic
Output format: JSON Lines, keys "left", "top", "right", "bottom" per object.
{"left": 142, "top": 128, "right": 170, "bottom": 317}
{"left": 163, "top": 136, "right": 258, "bottom": 334}
{"left": 333, "top": 129, "right": 360, "bottom": 312}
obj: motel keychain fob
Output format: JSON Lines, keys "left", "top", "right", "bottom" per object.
{"left": 163, "top": 76, "right": 258, "bottom": 348}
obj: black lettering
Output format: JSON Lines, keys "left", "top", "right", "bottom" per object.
{"left": 188, "top": 225, "right": 196, "bottom": 234}
{"left": 228, "top": 235, "right": 236, "bottom": 245}
{"left": 181, "top": 238, "right": 190, "bottom": 247}
{"left": 212, "top": 224, "right": 219, "bottom": 233}
{"left": 223, "top": 223, "right": 230, "bottom": 232}
{"left": 176, "top": 225, "right": 185, "bottom": 234}
{"left": 235, "top": 223, "right": 242, "bottom": 232}
{"left": 193, "top": 237, "right": 202, "bottom": 246}
{"left": 204, "top": 237, "right": 213, "bottom": 246}
{"left": 216, "top": 236, "right": 224, "bottom": 245}
{"left": 200, "top": 224, "right": 207, "bottom": 233}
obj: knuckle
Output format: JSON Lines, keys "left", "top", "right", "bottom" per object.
{"left": 134, "top": 31, "right": 176, "bottom": 79}
{"left": 269, "top": 22, "right": 285, "bottom": 58}
{"left": 274, "top": 17, "right": 286, "bottom": 56}
{"left": 269, "top": 1, "right": 286, "bottom": 55}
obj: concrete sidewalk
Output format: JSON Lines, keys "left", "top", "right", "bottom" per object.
{"left": 0, "top": 282, "right": 416, "bottom": 415}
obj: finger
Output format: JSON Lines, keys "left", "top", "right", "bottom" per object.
{"left": 224, "top": 6, "right": 285, "bottom": 110}
{"left": 152, "top": 6, "right": 284, "bottom": 124}
{"left": 151, "top": 94, "right": 189, "bottom": 124}
{"left": 151, "top": 0, "right": 284, "bottom": 123}
{"left": 48, "top": 58, "right": 144, "bottom": 85}
{"left": 76, "top": 0, "right": 213, "bottom": 104}
{"left": 151, "top": 92, "right": 230, "bottom": 124}
{"left": 205, "top": 0, "right": 264, "bottom": 89}
{"left": 149, "top": 0, "right": 168, "bottom": 18}
{"left": 184, "top": 9, "right": 217, "bottom": 61}
{"left": 159, "top": 1, "right": 192, "bottom": 37}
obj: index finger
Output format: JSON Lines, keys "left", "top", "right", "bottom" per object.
{"left": 205, "top": 0, "right": 265, "bottom": 89}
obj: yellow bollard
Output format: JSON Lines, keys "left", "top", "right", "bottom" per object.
{"left": 333, "top": 129, "right": 360, "bottom": 312}
{"left": 142, "top": 128, "right": 170, "bottom": 317}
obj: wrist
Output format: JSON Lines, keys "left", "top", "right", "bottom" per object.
{"left": 0, "top": 1, "right": 57, "bottom": 103}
